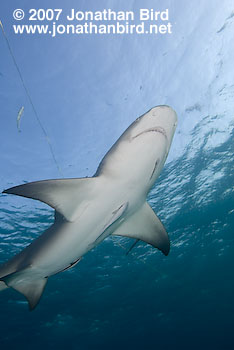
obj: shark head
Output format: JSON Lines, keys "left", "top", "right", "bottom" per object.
{"left": 130, "top": 105, "right": 177, "bottom": 151}
{"left": 95, "top": 105, "right": 177, "bottom": 190}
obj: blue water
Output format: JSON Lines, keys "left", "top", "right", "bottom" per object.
{"left": 0, "top": 126, "right": 233, "bottom": 349}
{"left": 1, "top": 0, "right": 234, "bottom": 349}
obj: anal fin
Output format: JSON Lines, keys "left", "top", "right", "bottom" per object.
{"left": 2, "top": 270, "right": 48, "bottom": 310}
{"left": 0, "top": 280, "right": 8, "bottom": 292}
{"left": 12, "top": 278, "right": 48, "bottom": 310}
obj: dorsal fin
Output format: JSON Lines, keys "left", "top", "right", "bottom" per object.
{"left": 3, "top": 177, "right": 97, "bottom": 222}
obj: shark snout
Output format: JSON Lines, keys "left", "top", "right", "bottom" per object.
{"left": 151, "top": 105, "right": 178, "bottom": 136}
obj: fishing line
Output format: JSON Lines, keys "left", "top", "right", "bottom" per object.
{"left": 125, "top": 239, "right": 139, "bottom": 255}
{"left": 0, "top": 19, "right": 64, "bottom": 177}
{"left": 110, "top": 236, "right": 128, "bottom": 251}
{"left": 111, "top": 236, "right": 164, "bottom": 277}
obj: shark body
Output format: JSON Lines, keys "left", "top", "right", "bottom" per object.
{"left": 0, "top": 105, "right": 177, "bottom": 310}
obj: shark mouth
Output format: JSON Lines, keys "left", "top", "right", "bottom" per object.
{"left": 132, "top": 127, "right": 167, "bottom": 141}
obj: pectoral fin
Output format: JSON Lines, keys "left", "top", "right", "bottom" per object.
{"left": 3, "top": 177, "right": 96, "bottom": 222}
{"left": 112, "top": 202, "right": 170, "bottom": 256}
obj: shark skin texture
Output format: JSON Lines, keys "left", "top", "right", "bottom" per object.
{"left": 0, "top": 105, "right": 177, "bottom": 310}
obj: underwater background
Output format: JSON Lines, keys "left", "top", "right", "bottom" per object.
{"left": 0, "top": 0, "right": 234, "bottom": 349}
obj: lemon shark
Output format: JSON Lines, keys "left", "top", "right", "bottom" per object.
{"left": 0, "top": 105, "right": 177, "bottom": 310}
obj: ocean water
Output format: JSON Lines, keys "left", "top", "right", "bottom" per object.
{"left": 0, "top": 124, "right": 233, "bottom": 350}
{"left": 1, "top": 0, "right": 234, "bottom": 349}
